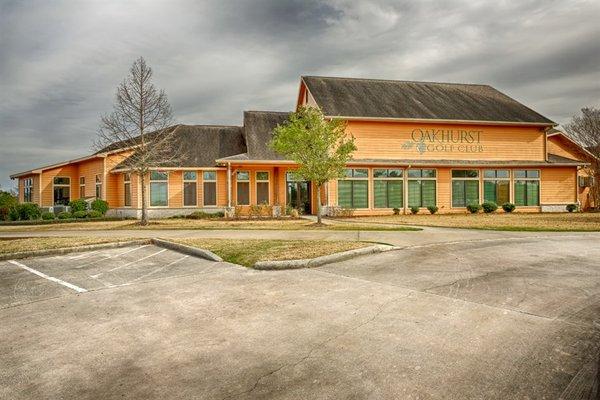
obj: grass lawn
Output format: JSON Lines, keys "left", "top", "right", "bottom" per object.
{"left": 0, "top": 237, "right": 133, "bottom": 255}
{"left": 337, "top": 212, "right": 600, "bottom": 232}
{"left": 173, "top": 238, "right": 370, "bottom": 267}
{"left": 0, "top": 218, "right": 420, "bottom": 232}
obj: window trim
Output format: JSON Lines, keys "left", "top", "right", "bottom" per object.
{"left": 255, "top": 171, "right": 270, "bottom": 205}
{"left": 202, "top": 170, "right": 218, "bottom": 207}
{"left": 513, "top": 169, "right": 541, "bottom": 207}
{"left": 450, "top": 169, "right": 480, "bottom": 209}
{"left": 373, "top": 168, "right": 404, "bottom": 209}
{"left": 236, "top": 170, "right": 250, "bottom": 206}
{"left": 482, "top": 169, "right": 510, "bottom": 205}
{"left": 52, "top": 176, "right": 71, "bottom": 206}
{"left": 182, "top": 171, "right": 198, "bottom": 208}
{"left": 406, "top": 168, "right": 437, "bottom": 208}
{"left": 338, "top": 168, "right": 370, "bottom": 209}
{"left": 149, "top": 171, "right": 169, "bottom": 208}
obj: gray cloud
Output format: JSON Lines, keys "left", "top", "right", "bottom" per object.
{"left": 1, "top": 0, "right": 599, "bottom": 189}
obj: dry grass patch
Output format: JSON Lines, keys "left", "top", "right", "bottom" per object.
{"left": 0, "top": 237, "right": 134, "bottom": 255}
{"left": 173, "top": 239, "right": 370, "bottom": 267}
{"left": 341, "top": 212, "right": 600, "bottom": 231}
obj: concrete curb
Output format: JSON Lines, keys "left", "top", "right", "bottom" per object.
{"left": 253, "top": 244, "right": 398, "bottom": 270}
{"left": 0, "top": 239, "right": 151, "bottom": 261}
{"left": 151, "top": 238, "right": 223, "bottom": 262}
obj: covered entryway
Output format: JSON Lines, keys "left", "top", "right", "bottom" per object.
{"left": 286, "top": 173, "right": 311, "bottom": 214}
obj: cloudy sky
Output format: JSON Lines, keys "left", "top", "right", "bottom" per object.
{"left": 1, "top": 0, "right": 599, "bottom": 189}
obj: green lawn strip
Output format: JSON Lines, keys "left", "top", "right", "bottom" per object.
{"left": 172, "top": 239, "right": 371, "bottom": 267}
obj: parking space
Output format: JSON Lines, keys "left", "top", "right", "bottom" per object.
{"left": 0, "top": 244, "right": 221, "bottom": 309}
{"left": 0, "top": 235, "right": 599, "bottom": 399}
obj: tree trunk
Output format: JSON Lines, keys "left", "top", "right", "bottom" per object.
{"left": 140, "top": 172, "right": 148, "bottom": 225}
{"left": 316, "top": 183, "right": 322, "bottom": 224}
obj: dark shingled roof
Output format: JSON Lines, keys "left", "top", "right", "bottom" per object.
{"left": 113, "top": 124, "right": 246, "bottom": 169}
{"left": 302, "top": 76, "right": 555, "bottom": 125}
{"left": 237, "top": 111, "right": 292, "bottom": 160}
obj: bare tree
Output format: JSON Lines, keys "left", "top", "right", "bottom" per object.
{"left": 564, "top": 107, "right": 600, "bottom": 208}
{"left": 95, "top": 57, "right": 176, "bottom": 225}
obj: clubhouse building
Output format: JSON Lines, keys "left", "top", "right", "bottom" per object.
{"left": 10, "top": 76, "right": 596, "bottom": 216}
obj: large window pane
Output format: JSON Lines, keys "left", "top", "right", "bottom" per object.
{"left": 497, "top": 180, "right": 510, "bottom": 204}
{"left": 150, "top": 182, "right": 167, "bottom": 206}
{"left": 465, "top": 181, "right": 479, "bottom": 205}
{"left": 338, "top": 181, "right": 352, "bottom": 208}
{"left": 203, "top": 182, "right": 216, "bottom": 206}
{"left": 514, "top": 181, "right": 527, "bottom": 206}
{"left": 388, "top": 181, "right": 403, "bottom": 208}
{"left": 257, "top": 182, "right": 269, "bottom": 204}
{"left": 526, "top": 181, "right": 539, "bottom": 206}
{"left": 237, "top": 182, "right": 249, "bottom": 205}
{"left": 352, "top": 180, "right": 368, "bottom": 208}
{"left": 452, "top": 181, "right": 466, "bottom": 207}
{"left": 184, "top": 182, "right": 197, "bottom": 206}
{"left": 124, "top": 182, "right": 131, "bottom": 206}
{"left": 422, "top": 180, "right": 436, "bottom": 207}
{"left": 54, "top": 186, "right": 70, "bottom": 205}
{"left": 408, "top": 180, "right": 422, "bottom": 208}
{"left": 374, "top": 181, "right": 387, "bottom": 208}
{"left": 483, "top": 181, "right": 496, "bottom": 203}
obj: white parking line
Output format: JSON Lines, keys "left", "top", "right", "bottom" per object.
{"left": 90, "top": 248, "right": 168, "bottom": 278}
{"left": 7, "top": 260, "right": 87, "bottom": 293}
{"left": 131, "top": 255, "right": 189, "bottom": 282}
{"left": 75, "top": 245, "right": 151, "bottom": 269}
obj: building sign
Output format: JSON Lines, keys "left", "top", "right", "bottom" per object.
{"left": 402, "top": 128, "right": 484, "bottom": 154}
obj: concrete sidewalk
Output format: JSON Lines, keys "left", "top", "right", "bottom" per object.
{"left": 1, "top": 226, "right": 599, "bottom": 248}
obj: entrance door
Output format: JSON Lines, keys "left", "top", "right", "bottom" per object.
{"left": 286, "top": 179, "right": 311, "bottom": 214}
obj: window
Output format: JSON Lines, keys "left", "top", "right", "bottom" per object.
{"left": 483, "top": 170, "right": 510, "bottom": 205}
{"left": 79, "top": 177, "right": 85, "bottom": 199}
{"left": 451, "top": 170, "right": 479, "bottom": 207}
{"left": 373, "top": 169, "right": 403, "bottom": 208}
{"left": 53, "top": 177, "right": 70, "bottom": 206}
{"left": 256, "top": 171, "right": 270, "bottom": 204}
{"left": 124, "top": 173, "right": 131, "bottom": 207}
{"left": 203, "top": 171, "right": 217, "bottom": 206}
{"left": 514, "top": 170, "right": 540, "bottom": 206}
{"left": 23, "top": 178, "right": 33, "bottom": 203}
{"left": 236, "top": 171, "right": 250, "bottom": 205}
{"left": 95, "top": 175, "right": 102, "bottom": 199}
{"left": 407, "top": 169, "right": 436, "bottom": 208}
{"left": 183, "top": 171, "right": 197, "bottom": 207}
{"left": 150, "top": 171, "right": 168, "bottom": 207}
{"left": 338, "top": 168, "right": 368, "bottom": 209}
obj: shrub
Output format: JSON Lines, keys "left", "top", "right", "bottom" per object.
{"left": 0, "top": 191, "right": 18, "bottom": 210}
{"left": 410, "top": 206, "right": 419, "bottom": 214}
{"left": 249, "top": 204, "right": 261, "bottom": 218}
{"left": 392, "top": 207, "right": 401, "bottom": 215}
{"left": 186, "top": 211, "right": 224, "bottom": 219}
{"left": 501, "top": 202, "right": 516, "bottom": 213}
{"left": 289, "top": 209, "right": 299, "bottom": 218}
{"left": 87, "top": 210, "right": 102, "bottom": 218}
{"left": 8, "top": 207, "right": 20, "bottom": 221}
{"left": 566, "top": 204, "right": 578, "bottom": 213}
{"left": 41, "top": 211, "right": 56, "bottom": 220}
{"left": 466, "top": 203, "right": 481, "bottom": 214}
{"left": 481, "top": 201, "right": 498, "bottom": 213}
{"left": 285, "top": 205, "right": 295, "bottom": 216}
{"left": 340, "top": 207, "right": 355, "bottom": 217}
{"left": 68, "top": 198, "right": 88, "bottom": 213}
{"left": 58, "top": 211, "right": 72, "bottom": 219}
{"left": 258, "top": 203, "right": 272, "bottom": 218}
{"left": 91, "top": 199, "right": 109, "bottom": 215}
{"left": 0, "top": 207, "right": 9, "bottom": 221}
{"left": 73, "top": 210, "right": 88, "bottom": 219}
{"left": 17, "top": 203, "right": 41, "bottom": 220}
{"left": 233, "top": 205, "right": 243, "bottom": 219}
{"left": 427, "top": 205, "right": 438, "bottom": 214}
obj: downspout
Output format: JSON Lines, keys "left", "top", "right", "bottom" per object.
{"left": 227, "top": 162, "right": 232, "bottom": 208}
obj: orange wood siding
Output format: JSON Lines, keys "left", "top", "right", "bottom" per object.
{"left": 541, "top": 167, "right": 577, "bottom": 204}
{"left": 347, "top": 121, "right": 546, "bottom": 161}
{"left": 547, "top": 136, "right": 586, "bottom": 161}
{"left": 77, "top": 158, "right": 104, "bottom": 200}
{"left": 169, "top": 171, "right": 183, "bottom": 208}
{"left": 40, "top": 165, "right": 79, "bottom": 207}
{"left": 17, "top": 175, "right": 40, "bottom": 204}
{"left": 216, "top": 170, "right": 228, "bottom": 207}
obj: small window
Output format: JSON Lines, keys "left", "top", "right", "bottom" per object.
{"left": 203, "top": 171, "right": 217, "bottom": 206}
{"left": 374, "top": 169, "right": 403, "bottom": 178}
{"left": 124, "top": 173, "right": 131, "bottom": 207}
{"left": 95, "top": 174, "right": 102, "bottom": 199}
{"left": 23, "top": 178, "right": 33, "bottom": 203}
{"left": 183, "top": 171, "right": 197, "bottom": 207}
{"left": 236, "top": 171, "right": 250, "bottom": 205}
{"left": 408, "top": 169, "right": 436, "bottom": 178}
{"left": 256, "top": 171, "right": 270, "bottom": 204}
{"left": 150, "top": 171, "right": 168, "bottom": 181}
{"left": 79, "top": 177, "right": 85, "bottom": 185}
{"left": 451, "top": 170, "right": 479, "bottom": 178}
{"left": 54, "top": 177, "right": 70, "bottom": 185}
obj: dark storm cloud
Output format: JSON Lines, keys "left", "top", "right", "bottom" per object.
{"left": 1, "top": 0, "right": 599, "bottom": 189}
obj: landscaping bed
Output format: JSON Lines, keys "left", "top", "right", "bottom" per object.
{"left": 334, "top": 212, "right": 600, "bottom": 231}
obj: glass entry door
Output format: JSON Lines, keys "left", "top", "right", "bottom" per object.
{"left": 286, "top": 174, "right": 311, "bottom": 214}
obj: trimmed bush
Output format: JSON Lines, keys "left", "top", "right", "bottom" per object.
{"left": 410, "top": 206, "right": 419, "bottom": 214}
{"left": 392, "top": 207, "right": 401, "bottom": 215}
{"left": 87, "top": 210, "right": 102, "bottom": 218}
{"left": 91, "top": 199, "right": 109, "bottom": 215}
{"left": 186, "top": 211, "right": 224, "bottom": 219}
{"left": 0, "top": 207, "right": 9, "bottom": 221}
{"left": 41, "top": 211, "right": 56, "bottom": 220}
{"left": 68, "top": 199, "right": 88, "bottom": 213}
{"left": 481, "top": 201, "right": 498, "bottom": 213}
{"left": 17, "top": 203, "right": 41, "bottom": 220}
{"left": 566, "top": 203, "right": 578, "bottom": 213}
{"left": 8, "top": 207, "right": 20, "bottom": 221}
{"left": 501, "top": 202, "right": 516, "bottom": 213}
{"left": 58, "top": 211, "right": 72, "bottom": 219}
{"left": 427, "top": 205, "right": 438, "bottom": 214}
{"left": 466, "top": 203, "right": 481, "bottom": 214}
{"left": 73, "top": 210, "right": 88, "bottom": 219}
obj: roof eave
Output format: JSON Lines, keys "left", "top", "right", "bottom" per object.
{"left": 9, "top": 153, "right": 108, "bottom": 179}
{"left": 327, "top": 115, "right": 556, "bottom": 127}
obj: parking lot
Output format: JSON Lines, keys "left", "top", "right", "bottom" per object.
{"left": 1, "top": 235, "right": 599, "bottom": 399}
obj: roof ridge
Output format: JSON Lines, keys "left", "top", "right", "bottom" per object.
{"left": 302, "top": 75, "right": 491, "bottom": 87}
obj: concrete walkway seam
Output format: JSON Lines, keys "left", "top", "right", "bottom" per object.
{"left": 253, "top": 245, "right": 397, "bottom": 270}
{"left": 0, "top": 239, "right": 151, "bottom": 261}
{"left": 151, "top": 238, "right": 223, "bottom": 262}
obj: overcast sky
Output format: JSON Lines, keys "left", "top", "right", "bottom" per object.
{"left": 1, "top": 0, "right": 599, "bottom": 189}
